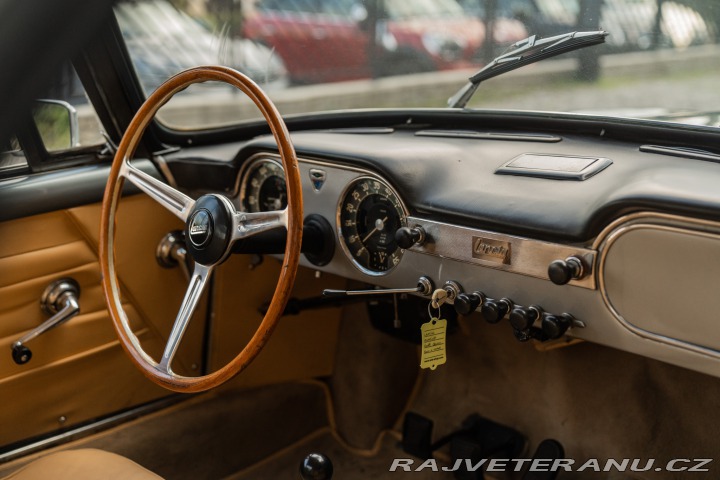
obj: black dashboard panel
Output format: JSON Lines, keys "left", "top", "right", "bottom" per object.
{"left": 227, "top": 128, "right": 720, "bottom": 243}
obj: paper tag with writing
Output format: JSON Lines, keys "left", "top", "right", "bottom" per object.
{"left": 420, "top": 318, "right": 447, "bottom": 370}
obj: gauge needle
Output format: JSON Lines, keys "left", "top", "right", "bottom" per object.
{"left": 362, "top": 216, "right": 388, "bottom": 243}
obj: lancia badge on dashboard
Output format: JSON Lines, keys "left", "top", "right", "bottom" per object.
{"left": 309, "top": 168, "right": 327, "bottom": 192}
{"left": 471, "top": 236, "right": 511, "bottom": 265}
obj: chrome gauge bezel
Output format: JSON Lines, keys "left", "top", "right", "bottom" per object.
{"left": 236, "top": 155, "right": 286, "bottom": 213}
{"left": 336, "top": 175, "right": 409, "bottom": 276}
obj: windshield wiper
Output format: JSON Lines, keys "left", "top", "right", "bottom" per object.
{"left": 448, "top": 30, "right": 609, "bottom": 109}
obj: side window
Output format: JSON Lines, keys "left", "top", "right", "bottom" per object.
{"left": 0, "top": 64, "right": 104, "bottom": 175}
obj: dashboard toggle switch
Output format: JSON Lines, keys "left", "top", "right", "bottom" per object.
{"left": 394, "top": 225, "right": 426, "bottom": 249}
{"left": 548, "top": 256, "right": 586, "bottom": 285}
{"left": 481, "top": 297, "right": 514, "bottom": 324}
{"left": 541, "top": 312, "right": 576, "bottom": 339}
{"left": 509, "top": 305, "right": 543, "bottom": 331}
{"left": 453, "top": 291, "right": 487, "bottom": 316}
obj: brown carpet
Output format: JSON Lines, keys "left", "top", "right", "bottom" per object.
{"left": 60, "top": 382, "right": 327, "bottom": 479}
{"left": 330, "top": 301, "right": 420, "bottom": 448}
{"left": 409, "top": 314, "right": 720, "bottom": 479}
{"left": 226, "top": 428, "right": 450, "bottom": 480}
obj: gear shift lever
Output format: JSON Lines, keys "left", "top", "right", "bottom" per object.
{"left": 299, "top": 453, "right": 333, "bottom": 480}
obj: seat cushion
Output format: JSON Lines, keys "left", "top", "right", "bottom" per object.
{"left": 2, "top": 449, "right": 163, "bottom": 480}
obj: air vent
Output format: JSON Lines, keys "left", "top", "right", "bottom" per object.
{"left": 495, "top": 153, "right": 612, "bottom": 180}
{"left": 415, "top": 130, "right": 562, "bottom": 142}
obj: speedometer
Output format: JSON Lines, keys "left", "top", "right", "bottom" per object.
{"left": 338, "top": 177, "right": 407, "bottom": 275}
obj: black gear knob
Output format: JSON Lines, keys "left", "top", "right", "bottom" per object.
{"left": 300, "top": 453, "right": 333, "bottom": 480}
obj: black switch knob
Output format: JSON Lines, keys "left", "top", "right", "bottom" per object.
{"left": 509, "top": 305, "right": 541, "bottom": 331}
{"left": 480, "top": 298, "right": 512, "bottom": 324}
{"left": 11, "top": 343, "right": 32, "bottom": 365}
{"left": 300, "top": 453, "right": 333, "bottom": 480}
{"left": 454, "top": 292, "right": 486, "bottom": 316}
{"left": 548, "top": 257, "right": 585, "bottom": 285}
{"left": 395, "top": 226, "right": 425, "bottom": 249}
{"left": 541, "top": 313, "right": 572, "bottom": 339}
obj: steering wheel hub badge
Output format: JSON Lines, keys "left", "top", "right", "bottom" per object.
{"left": 188, "top": 209, "right": 213, "bottom": 247}
{"left": 184, "top": 194, "right": 235, "bottom": 266}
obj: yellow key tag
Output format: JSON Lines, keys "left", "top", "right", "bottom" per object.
{"left": 420, "top": 318, "right": 447, "bottom": 370}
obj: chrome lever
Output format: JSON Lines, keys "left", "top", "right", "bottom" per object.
{"left": 12, "top": 278, "right": 81, "bottom": 365}
{"left": 322, "top": 276, "right": 434, "bottom": 298}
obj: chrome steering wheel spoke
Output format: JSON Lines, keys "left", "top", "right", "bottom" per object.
{"left": 120, "top": 160, "right": 195, "bottom": 222}
{"left": 158, "top": 262, "right": 213, "bottom": 374}
{"left": 232, "top": 208, "right": 288, "bottom": 242}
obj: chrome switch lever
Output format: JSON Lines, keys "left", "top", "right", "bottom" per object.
{"left": 12, "top": 278, "right": 81, "bottom": 365}
{"left": 322, "top": 276, "right": 434, "bottom": 298}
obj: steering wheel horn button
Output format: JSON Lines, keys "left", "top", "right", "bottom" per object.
{"left": 185, "top": 195, "right": 234, "bottom": 266}
{"left": 188, "top": 209, "right": 214, "bottom": 248}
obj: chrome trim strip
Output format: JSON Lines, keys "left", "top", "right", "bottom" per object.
{"left": 596, "top": 212, "right": 720, "bottom": 359}
{"left": 0, "top": 395, "right": 183, "bottom": 464}
{"left": 408, "top": 217, "right": 596, "bottom": 289}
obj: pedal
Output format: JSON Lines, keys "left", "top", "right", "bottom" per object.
{"left": 450, "top": 436, "right": 485, "bottom": 480}
{"left": 401, "top": 412, "right": 434, "bottom": 459}
{"left": 450, "top": 415, "right": 525, "bottom": 479}
{"left": 521, "top": 439, "right": 565, "bottom": 480}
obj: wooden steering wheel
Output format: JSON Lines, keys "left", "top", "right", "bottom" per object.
{"left": 99, "top": 66, "right": 303, "bottom": 393}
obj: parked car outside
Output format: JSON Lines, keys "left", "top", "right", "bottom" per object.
{"left": 461, "top": 0, "right": 712, "bottom": 52}
{"left": 243, "top": 0, "right": 527, "bottom": 84}
{"left": 115, "top": 0, "right": 289, "bottom": 94}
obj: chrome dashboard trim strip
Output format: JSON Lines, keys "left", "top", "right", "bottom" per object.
{"left": 407, "top": 217, "right": 597, "bottom": 289}
{"left": 595, "top": 212, "right": 720, "bottom": 360}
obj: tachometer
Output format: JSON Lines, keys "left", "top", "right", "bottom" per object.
{"left": 240, "top": 158, "right": 287, "bottom": 213}
{"left": 338, "top": 177, "right": 407, "bottom": 275}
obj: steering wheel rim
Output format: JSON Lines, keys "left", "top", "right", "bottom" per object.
{"left": 99, "top": 66, "right": 303, "bottom": 393}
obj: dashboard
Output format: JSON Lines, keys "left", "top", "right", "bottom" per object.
{"left": 7, "top": 109, "right": 720, "bottom": 381}
{"left": 161, "top": 119, "right": 720, "bottom": 382}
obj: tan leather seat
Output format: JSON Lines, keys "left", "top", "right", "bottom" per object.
{"left": 1, "top": 449, "right": 163, "bottom": 480}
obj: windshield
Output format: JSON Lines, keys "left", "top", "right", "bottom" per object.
{"left": 116, "top": 0, "right": 720, "bottom": 130}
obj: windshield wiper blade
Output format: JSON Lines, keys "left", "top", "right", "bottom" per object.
{"left": 448, "top": 30, "right": 609, "bottom": 109}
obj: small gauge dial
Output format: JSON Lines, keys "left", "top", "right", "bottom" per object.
{"left": 339, "top": 177, "right": 407, "bottom": 274}
{"left": 241, "top": 159, "right": 287, "bottom": 213}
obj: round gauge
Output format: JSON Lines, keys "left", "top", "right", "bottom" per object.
{"left": 338, "top": 177, "right": 407, "bottom": 274}
{"left": 240, "top": 158, "right": 287, "bottom": 213}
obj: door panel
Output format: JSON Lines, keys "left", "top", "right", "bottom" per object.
{"left": 0, "top": 194, "right": 205, "bottom": 447}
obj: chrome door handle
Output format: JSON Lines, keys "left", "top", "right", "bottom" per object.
{"left": 11, "top": 278, "right": 81, "bottom": 365}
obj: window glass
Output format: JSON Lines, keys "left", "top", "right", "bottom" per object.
{"left": 118, "top": 0, "right": 720, "bottom": 132}
{"left": 1, "top": 64, "right": 104, "bottom": 174}
{"left": 37, "top": 64, "right": 104, "bottom": 151}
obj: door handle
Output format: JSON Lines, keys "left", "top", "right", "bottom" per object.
{"left": 11, "top": 278, "right": 81, "bottom": 365}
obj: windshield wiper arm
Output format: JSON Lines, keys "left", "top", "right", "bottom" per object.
{"left": 448, "top": 30, "right": 609, "bottom": 109}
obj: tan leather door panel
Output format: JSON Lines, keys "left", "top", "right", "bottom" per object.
{"left": 0, "top": 195, "right": 205, "bottom": 447}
